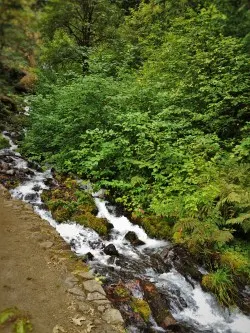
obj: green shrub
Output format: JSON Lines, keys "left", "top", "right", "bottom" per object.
{"left": 0, "top": 134, "right": 9, "bottom": 149}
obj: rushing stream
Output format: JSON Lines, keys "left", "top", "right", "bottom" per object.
{"left": 1, "top": 132, "right": 250, "bottom": 333}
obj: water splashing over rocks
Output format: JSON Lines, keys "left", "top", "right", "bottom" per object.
{"left": 1, "top": 133, "right": 250, "bottom": 333}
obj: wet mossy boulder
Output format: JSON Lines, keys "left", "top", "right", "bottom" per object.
{"left": 103, "top": 244, "right": 119, "bottom": 256}
{"left": 130, "top": 298, "right": 151, "bottom": 322}
{"left": 125, "top": 231, "right": 145, "bottom": 246}
{"left": 41, "top": 176, "right": 110, "bottom": 236}
{"left": 131, "top": 213, "right": 172, "bottom": 240}
{"left": 74, "top": 213, "right": 109, "bottom": 236}
{"left": 160, "top": 245, "right": 202, "bottom": 283}
{"left": 139, "top": 280, "right": 171, "bottom": 326}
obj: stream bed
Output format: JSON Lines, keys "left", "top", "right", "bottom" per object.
{"left": 1, "top": 132, "right": 250, "bottom": 333}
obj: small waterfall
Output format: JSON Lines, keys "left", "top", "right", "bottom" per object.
{"left": 1, "top": 132, "right": 250, "bottom": 333}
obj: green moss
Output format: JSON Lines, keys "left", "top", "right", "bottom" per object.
{"left": 113, "top": 285, "right": 131, "bottom": 299}
{"left": 130, "top": 298, "right": 151, "bottom": 322}
{"left": 74, "top": 213, "right": 108, "bottom": 235}
{"left": 131, "top": 213, "right": 172, "bottom": 239}
{"left": 0, "top": 134, "right": 10, "bottom": 149}
{"left": 51, "top": 206, "right": 72, "bottom": 223}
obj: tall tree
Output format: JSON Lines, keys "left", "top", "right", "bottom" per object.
{"left": 40, "top": 0, "right": 122, "bottom": 72}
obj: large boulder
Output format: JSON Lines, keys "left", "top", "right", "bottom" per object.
{"left": 159, "top": 245, "right": 202, "bottom": 283}
{"left": 140, "top": 280, "right": 191, "bottom": 332}
{"left": 104, "top": 244, "right": 119, "bottom": 256}
{"left": 125, "top": 231, "right": 145, "bottom": 246}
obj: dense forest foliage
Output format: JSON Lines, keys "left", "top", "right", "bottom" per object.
{"left": 1, "top": 0, "right": 250, "bottom": 306}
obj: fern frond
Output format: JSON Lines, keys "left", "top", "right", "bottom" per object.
{"left": 174, "top": 217, "right": 199, "bottom": 232}
{"left": 211, "top": 230, "right": 234, "bottom": 245}
{"left": 226, "top": 213, "right": 250, "bottom": 226}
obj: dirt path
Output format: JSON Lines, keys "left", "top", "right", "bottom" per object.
{"left": 0, "top": 186, "right": 124, "bottom": 333}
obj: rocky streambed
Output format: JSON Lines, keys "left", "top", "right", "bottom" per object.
{"left": 1, "top": 131, "right": 250, "bottom": 333}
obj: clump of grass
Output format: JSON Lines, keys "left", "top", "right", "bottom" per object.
{"left": 202, "top": 268, "right": 237, "bottom": 307}
{"left": 14, "top": 318, "right": 33, "bottom": 333}
{"left": 0, "top": 307, "right": 18, "bottom": 325}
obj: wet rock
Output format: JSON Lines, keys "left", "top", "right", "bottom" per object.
{"left": 24, "top": 192, "right": 39, "bottom": 202}
{"left": 93, "top": 189, "right": 106, "bottom": 198}
{"left": 89, "top": 240, "right": 103, "bottom": 249}
{"left": 35, "top": 202, "right": 47, "bottom": 210}
{"left": 3, "top": 156, "right": 13, "bottom": 163}
{"left": 44, "top": 177, "right": 58, "bottom": 188}
{"left": 83, "top": 280, "right": 106, "bottom": 295}
{"left": 162, "top": 314, "right": 177, "bottom": 328}
{"left": 124, "top": 231, "right": 145, "bottom": 246}
{"left": 160, "top": 245, "right": 202, "bottom": 282}
{"left": 69, "top": 239, "right": 77, "bottom": 249}
{"left": 104, "top": 244, "right": 119, "bottom": 256}
{"left": 91, "top": 207, "right": 99, "bottom": 215}
{"left": 105, "top": 283, "right": 131, "bottom": 302}
{"left": 83, "top": 252, "right": 94, "bottom": 262}
{"left": 237, "top": 284, "right": 250, "bottom": 314}
{"left": 24, "top": 168, "right": 35, "bottom": 176}
{"left": 27, "top": 160, "right": 43, "bottom": 172}
{"left": 106, "top": 202, "right": 125, "bottom": 217}
{"left": 5, "top": 169, "right": 15, "bottom": 175}
{"left": 150, "top": 253, "right": 168, "bottom": 274}
{"left": 140, "top": 280, "right": 171, "bottom": 326}
{"left": 106, "top": 221, "right": 114, "bottom": 232}
{"left": 165, "top": 324, "right": 193, "bottom": 333}
{"left": 102, "top": 309, "right": 124, "bottom": 324}
{"left": 0, "top": 152, "right": 15, "bottom": 159}
{"left": 0, "top": 161, "right": 9, "bottom": 171}
{"left": 79, "top": 183, "right": 90, "bottom": 191}
{"left": 2, "top": 130, "right": 10, "bottom": 137}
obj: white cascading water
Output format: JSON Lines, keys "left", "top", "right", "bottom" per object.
{"left": 1, "top": 133, "right": 250, "bottom": 333}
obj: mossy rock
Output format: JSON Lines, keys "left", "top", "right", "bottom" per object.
{"left": 74, "top": 212, "right": 109, "bottom": 235}
{"left": 131, "top": 213, "right": 172, "bottom": 239}
{"left": 40, "top": 176, "right": 109, "bottom": 234}
{"left": 40, "top": 190, "right": 51, "bottom": 204}
{"left": 0, "top": 134, "right": 10, "bottom": 149}
{"left": 51, "top": 206, "right": 72, "bottom": 223}
{"left": 130, "top": 298, "right": 151, "bottom": 322}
